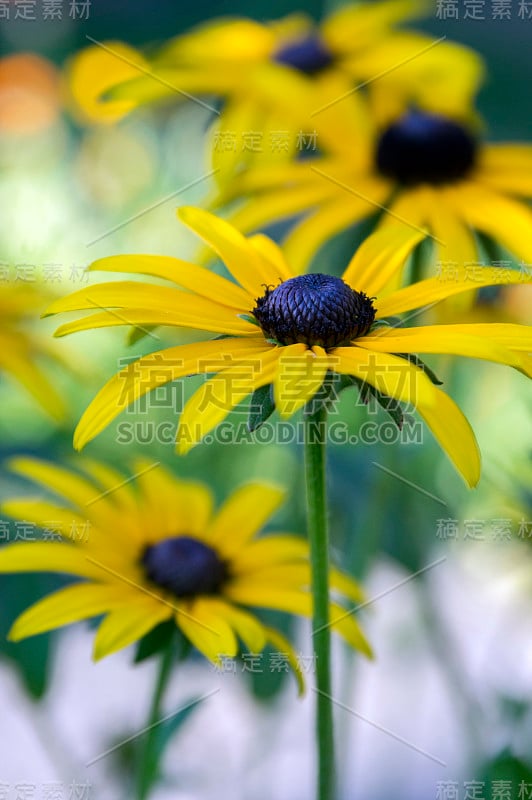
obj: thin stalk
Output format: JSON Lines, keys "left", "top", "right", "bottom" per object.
{"left": 136, "top": 639, "right": 175, "bottom": 800}
{"left": 304, "top": 404, "right": 335, "bottom": 800}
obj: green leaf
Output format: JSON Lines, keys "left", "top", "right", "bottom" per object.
{"left": 0, "top": 574, "right": 64, "bottom": 699}
{"left": 134, "top": 620, "right": 175, "bottom": 664}
{"left": 248, "top": 384, "right": 275, "bottom": 432}
{"left": 398, "top": 353, "right": 444, "bottom": 386}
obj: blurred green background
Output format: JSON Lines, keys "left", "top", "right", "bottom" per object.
{"left": 0, "top": 2, "right": 531, "bottom": 799}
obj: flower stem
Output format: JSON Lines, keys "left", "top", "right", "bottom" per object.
{"left": 304, "top": 404, "right": 335, "bottom": 800}
{"left": 136, "top": 638, "right": 175, "bottom": 800}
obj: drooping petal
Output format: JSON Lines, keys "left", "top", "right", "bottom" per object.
{"left": 176, "top": 597, "right": 238, "bottom": 663}
{"left": 93, "top": 601, "right": 172, "bottom": 660}
{"left": 0, "top": 343, "right": 66, "bottom": 421}
{"left": 263, "top": 624, "right": 305, "bottom": 696}
{"left": 8, "top": 582, "right": 133, "bottom": 641}
{"left": 447, "top": 181, "right": 532, "bottom": 263}
{"left": 177, "top": 346, "right": 280, "bottom": 455}
{"left": 73, "top": 337, "right": 270, "bottom": 451}
{"left": 333, "top": 347, "right": 436, "bottom": 407}
{"left": 274, "top": 345, "right": 330, "bottom": 418}
{"left": 206, "top": 598, "right": 266, "bottom": 653}
{"left": 416, "top": 387, "right": 481, "bottom": 488}
{"left": 333, "top": 346, "right": 481, "bottom": 486}
{"left": 205, "top": 483, "right": 286, "bottom": 556}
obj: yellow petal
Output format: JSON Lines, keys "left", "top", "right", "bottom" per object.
{"left": 177, "top": 206, "right": 281, "bottom": 298}
{"left": 207, "top": 598, "right": 266, "bottom": 653}
{"left": 176, "top": 597, "right": 238, "bottom": 664}
{"left": 54, "top": 307, "right": 255, "bottom": 338}
{"left": 133, "top": 460, "right": 214, "bottom": 539}
{"left": 330, "top": 568, "right": 366, "bottom": 605}
{"left": 323, "top": 0, "right": 425, "bottom": 52}
{"left": 224, "top": 581, "right": 312, "bottom": 616}
{"left": 67, "top": 41, "right": 149, "bottom": 124}
{"left": 0, "top": 542, "right": 111, "bottom": 580}
{"left": 343, "top": 223, "right": 426, "bottom": 297}
{"left": 447, "top": 181, "right": 532, "bottom": 263}
{"left": 45, "top": 281, "right": 254, "bottom": 337}
{"left": 88, "top": 254, "right": 251, "bottom": 309}
{"left": 477, "top": 144, "right": 532, "bottom": 196}
{"left": 93, "top": 601, "right": 172, "bottom": 660}
{"left": 223, "top": 181, "right": 337, "bottom": 239}
{"left": 8, "top": 457, "right": 99, "bottom": 508}
{"left": 205, "top": 483, "right": 286, "bottom": 556}
{"left": 416, "top": 387, "right": 481, "bottom": 488}
{"left": 177, "top": 346, "right": 280, "bottom": 455}
{"left": 8, "top": 582, "right": 132, "bottom": 641}
{"left": 358, "top": 324, "right": 532, "bottom": 374}
{"left": 329, "top": 604, "right": 373, "bottom": 658}
{"left": 73, "top": 337, "right": 269, "bottom": 451}
{"left": 231, "top": 535, "right": 309, "bottom": 574}
{"left": 282, "top": 185, "right": 390, "bottom": 275}
{"left": 274, "top": 345, "right": 330, "bottom": 418}
{"left": 0, "top": 346, "right": 66, "bottom": 421}
{"left": 247, "top": 234, "right": 294, "bottom": 283}
{"left": 377, "top": 264, "right": 532, "bottom": 318}
{"left": 333, "top": 347, "right": 436, "bottom": 408}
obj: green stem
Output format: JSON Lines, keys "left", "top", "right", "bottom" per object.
{"left": 304, "top": 404, "right": 335, "bottom": 800}
{"left": 136, "top": 639, "right": 175, "bottom": 800}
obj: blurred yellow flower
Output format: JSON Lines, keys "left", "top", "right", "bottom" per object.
{"left": 66, "top": 2, "right": 483, "bottom": 175}
{"left": 0, "top": 285, "right": 66, "bottom": 420}
{"left": 218, "top": 92, "right": 532, "bottom": 274}
{"left": 44, "top": 208, "right": 532, "bottom": 487}
{"left": 66, "top": 40, "right": 149, "bottom": 124}
{"left": 0, "top": 457, "right": 369, "bottom": 683}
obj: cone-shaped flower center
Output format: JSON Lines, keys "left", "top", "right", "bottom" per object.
{"left": 253, "top": 274, "right": 376, "bottom": 348}
{"left": 142, "top": 536, "right": 227, "bottom": 598}
{"left": 274, "top": 34, "right": 335, "bottom": 75}
{"left": 376, "top": 110, "right": 477, "bottom": 185}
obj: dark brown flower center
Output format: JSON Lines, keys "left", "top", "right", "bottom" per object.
{"left": 274, "top": 34, "right": 335, "bottom": 75}
{"left": 253, "top": 274, "right": 376, "bottom": 349}
{"left": 142, "top": 536, "right": 227, "bottom": 598}
{"left": 376, "top": 111, "right": 477, "bottom": 185}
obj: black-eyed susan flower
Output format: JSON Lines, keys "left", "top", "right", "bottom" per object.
{"left": 218, "top": 90, "right": 532, "bottom": 274}
{"left": 0, "top": 284, "right": 66, "bottom": 420}
{"left": 0, "top": 457, "right": 369, "bottom": 680}
{"left": 68, "top": 2, "right": 482, "bottom": 161}
{"left": 44, "top": 208, "right": 532, "bottom": 488}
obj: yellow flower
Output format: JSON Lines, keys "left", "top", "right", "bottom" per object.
{"left": 67, "top": 2, "right": 483, "bottom": 143}
{"left": 218, "top": 91, "right": 532, "bottom": 274}
{"left": 44, "top": 208, "right": 532, "bottom": 487}
{"left": 0, "top": 457, "right": 369, "bottom": 686}
{"left": 0, "top": 284, "right": 66, "bottom": 420}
